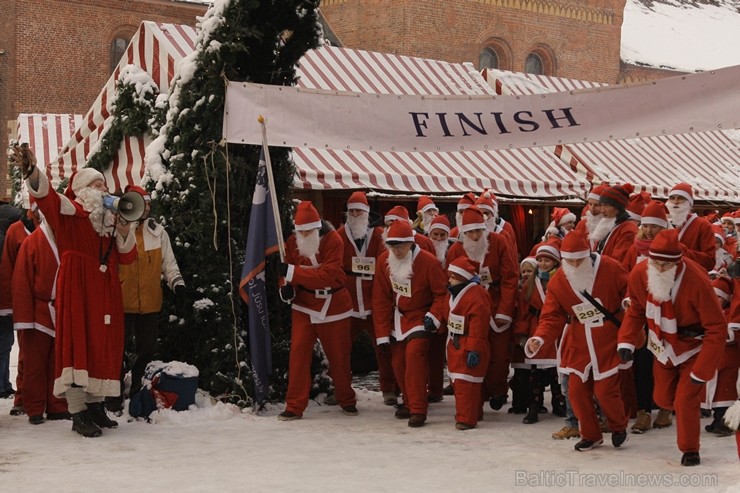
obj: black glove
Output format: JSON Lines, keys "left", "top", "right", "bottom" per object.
{"left": 423, "top": 316, "right": 436, "bottom": 333}
{"left": 617, "top": 348, "right": 633, "bottom": 363}
{"left": 279, "top": 285, "right": 295, "bottom": 303}
{"left": 279, "top": 262, "right": 290, "bottom": 277}
{"left": 466, "top": 351, "right": 480, "bottom": 368}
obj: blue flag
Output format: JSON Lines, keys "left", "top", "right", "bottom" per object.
{"left": 240, "top": 148, "right": 279, "bottom": 404}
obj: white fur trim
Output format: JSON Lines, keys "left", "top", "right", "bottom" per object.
{"left": 669, "top": 189, "right": 693, "bottom": 205}
{"left": 386, "top": 235, "right": 414, "bottom": 243}
{"left": 561, "top": 250, "right": 590, "bottom": 259}
{"left": 347, "top": 203, "right": 370, "bottom": 212}
{"left": 419, "top": 203, "right": 437, "bottom": 214}
{"left": 448, "top": 264, "right": 474, "bottom": 280}
{"left": 640, "top": 217, "right": 668, "bottom": 228}
{"left": 295, "top": 220, "right": 322, "bottom": 231}
{"left": 429, "top": 223, "right": 450, "bottom": 234}
{"left": 459, "top": 222, "right": 486, "bottom": 233}
{"left": 559, "top": 212, "right": 577, "bottom": 225}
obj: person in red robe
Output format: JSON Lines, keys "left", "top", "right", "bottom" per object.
{"left": 619, "top": 229, "right": 727, "bottom": 466}
{"left": 476, "top": 191, "right": 518, "bottom": 256}
{"left": 15, "top": 145, "right": 137, "bottom": 438}
{"left": 593, "top": 183, "right": 639, "bottom": 261}
{"left": 666, "top": 183, "right": 716, "bottom": 271}
{"left": 373, "top": 220, "right": 447, "bottom": 427}
{"left": 278, "top": 201, "right": 357, "bottom": 421}
{"left": 443, "top": 256, "right": 491, "bottom": 430}
{"left": 526, "top": 230, "right": 630, "bottom": 452}
{"left": 383, "top": 205, "right": 435, "bottom": 255}
{"left": 574, "top": 184, "right": 607, "bottom": 249}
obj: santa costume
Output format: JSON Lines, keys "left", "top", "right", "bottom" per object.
{"left": 595, "top": 183, "right": 639, "bottom": 261}
{"left": 384, "top": 205, "right": 435, "bottom": 255}
{"left": 667, "top": 183, "right": 716, "bottom": 271}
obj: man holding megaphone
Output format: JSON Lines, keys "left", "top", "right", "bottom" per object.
{"left": 102, "top": 190, "right": 147, "bottom": 224}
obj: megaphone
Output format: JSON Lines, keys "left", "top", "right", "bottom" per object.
{"left": 103, "top": 191, "right": 147, "bottom": 223}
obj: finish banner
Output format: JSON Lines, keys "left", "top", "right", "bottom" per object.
{"left": 223, "top": 65, "right": 740, "bottom": 153}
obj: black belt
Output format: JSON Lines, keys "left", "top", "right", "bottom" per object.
{"left": 344, "top": 270, "right": 374, "bottom": 278}
{"left": 677, "top": 324, "right": 705, "bottom": 339}
{"left": 298, "top": 286, "right": 345, "bottom": 296}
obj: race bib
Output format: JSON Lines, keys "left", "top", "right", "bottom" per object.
{"left": 351, "top": 256, "right": 375, "bottom": 276}
{"left": 647, "top": 330, "right": 667, "bottom": 362}
{"left": 572, "top": 300, "right": 604, "bottom": 326}
{"left": 392, "top": 279, "right": 412, "bottom": 297}
{"left": 479, "top": 266, "right": 492, "bottom": 285}
{"left": 447, "top": 313, "right": 465, "bottom": 335}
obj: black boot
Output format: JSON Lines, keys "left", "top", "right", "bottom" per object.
{"left": 508, "top": 368, "right": 530, "bottom": 414}
{"left": 548, "top": 368, "right": 567, "bottom": 417}
{"left": 87, "top": 402, "right": 119, "bottom": 429}
{"left": 523, "top": 369, "right": 543, "bottom": 424}
{"left": 72, "top": 411, "right": 102, "bottom": 438}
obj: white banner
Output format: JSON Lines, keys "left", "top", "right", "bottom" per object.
{"left": 223, "top": 65, "right": 740, "bottom": 153}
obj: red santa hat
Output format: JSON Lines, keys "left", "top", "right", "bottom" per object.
{"left": 626, "top": 191, "right": 650, "bottom": 221}
{"left": 385, "top": 220, "right": 415, "bottom": 244}
{"left": 580, "top": 204, "right": 590, "bottom": 219}
{"left": 448, "top": 256, "right": 481, "bottom": 281}
{"left": 124, "top": 184, "right": 151, "bottom": 202}
{"left": 67, "top": 167, "right": 105, "bottom": 199}
{"left": 459, "top": 206, "right": 486, "bottom": 233}
{"left": 640, "top": 200, "right": 669, "bottom": 228}
{"left": 712, "top": 276, "right": 733, "bottom": 303}
{"left": 649, "top": 229, "right": 683, "bottom": 262}
{"left": 669, "top": 182, "right": 693, "bottom": 206}
{"left": 536, "top": 238, "right": 562, "bottom": 263}
{"left": 520, "top": 256, "right": 538, "bottom": 269}
{"left": 734, "top": 210, "right": 740, "bottom": 225}
{"left": 384, "top": 205, "right": 410, "bottom": 224}
{"left": 711, "top": 224, "right": 726, "bottom": 246}
{"left": 481, "top": 189, "right": 498, "bottom": 206}
{"left": 346, "top": 191, "right": 370, "bottom": 212}
{"left": 428, "top": 215, "right": 450, "bottom": 234}
{"left": 550, "top": 207, "right": 576, "bottom": 227}
{"left": 417, "top": 195, "right": 437, "bottom": 214}
{"left": 599, "top": 183, "right": 635, "bottom": 211}
{"left": 294, "top": 201, "right": 322, "bottom": 231}
{"left": 587, "top": 184, "right": 608, "bottom": 202}
{"left": 721, "top": 212, "right": 735, "bottom": 225}
{"left": 560, "top": 230, "right": 590, "bottom": 260}
{"left": 474, "top": 195, "right": 496, "bottom": 216}
{"left": 457, "top": 192, "right": 477, "bottom": 211}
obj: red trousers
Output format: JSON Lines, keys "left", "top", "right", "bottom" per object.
{"left": 453, "top": 379, "right": 483, "bottom": 427}
{"left": 620, "top": 367, "right": 638, "bottom": 418}
{"left": 391, "top": 336, "right": 430, "bottom": 415}
{"left": 483, "top": 329, "right": 512, "bottom": 399}
{"left": 653, "top": 356, "right": 706, "bottom": 453}
{"left": 285, "top": 311, "right": 356, "bottom": 416}
{"left": 350, "top": 315, "right": 397, "bottom": 394}
{"left": 13, "top": 330, "right": 24, "bottom": 408}
{"left": 427, "top": 332, "right": 446, "bottom": 399}
{"left": 569, "top": 372, "right": 628, "bottom": 442}
{"left": 707, "top": 344, "right": 739, "bottom": 407}
{"left": 21, "top": 329, "right": 67, "bottom": 417}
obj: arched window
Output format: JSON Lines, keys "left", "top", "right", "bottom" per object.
{"left": 479, "top": 47, "right": 499, "bottom": 70}
{"left": 525, "top": 53, "right": 543, "bottom": 75}
{"left": 110, "top": 37, "right": 130, "bottom": 74}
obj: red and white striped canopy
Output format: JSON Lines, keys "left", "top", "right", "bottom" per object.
{"left": 483, "top": 69, "right": 740, "bottom": 203}
{"left": 15, "top": 114, "right": 82, "bottom": 186}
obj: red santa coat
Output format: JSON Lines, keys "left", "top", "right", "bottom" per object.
{"left": 443, "top": 282, "right": 491, "bottom": 383}
{"left": 372, "top": 247, "right": 447, "bottom": 343}
{"left": 619, "top": 258, "right": 726, "bottom": 382}
{"left": 446, "top": 232, "right": 518, "bottom": 326}
{"left": 413, "top": 231, "right": 436, "bottom": 255}
{"left": 730, "top": 278, "right": 740, "bottom": 333}
{"left": 598, "top": 219, "right": 638, "bottom": 260}
{"left": 11, "top": 224, "right": 59, "bottom": 337}
{"left": 513, "top": 278, "right": 558, "bottom": 367}
{"left": 336, "top": 224, "right": 384, "bottom": 318}
{"left": 528, "top": 254, "right": 629, "bottom": 382}
{"left": 283, "top": 229, "right": 353, "bottom": 323}
{"left": 28, "top": 174, "right": 137, "bottom": 398}
{"left": 0, "top": 220, "right": 32, "bottom": 315}
{"left": 492, "top": 217, "right": 518, "bottom": 256}
{"left": 675, "top": 214, "right": 716, "bottom": 271}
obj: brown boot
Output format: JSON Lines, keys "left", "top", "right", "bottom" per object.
{"left": 551, "top": 425, "right": 580, "bottom": 439}
{"left": 631, "top": 409, "right": 652, "bottom": 434}
{"left": 408, "top": 414, "right": 427, "bottom": 428}
{"left": 653, "top": 408, "right": 673, "bottom": 429}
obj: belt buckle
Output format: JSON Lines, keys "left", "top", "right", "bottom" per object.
{"left": 315, "top": 288, "right": 330, "bottom": 297}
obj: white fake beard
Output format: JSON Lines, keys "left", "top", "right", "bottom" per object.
{"left": 485, "top": 216, "right": 497, "bottom": 233}
{"left": 646, "top": 262, "right": 677, "bottom": 303}
{"left": 455, "top": 211, "right": 463, "bottom": 229}
{"left": 585, "top": 210, "right": 603, "bottom": 238}
{"left": 387, "top": 249, "right": 413, "bottom": 282}
{"left": 76, "top": 188, "right": 115, "bottom": 237}
{"left": 432, "top": 238, "right": 448, "bottom": 264}
{"left": 589, "top": 215, "right": 616, "bottom": 244}
{"left": 667, "top": 201, "right": 691, "bottom": 227}
{"left": 296, "top": 229, "right": 321, "bottom": 258}
{"left": 346, "top": 213, "right": 369, "bottom": 240}
{"left": 562, "top": 259, "right": 595, "bottom": 294}
{"left": 462, "top": 233, "right": 488, "bottom": 264}
{"left": 421, "top": 212, "right": 435, "bottom": 234}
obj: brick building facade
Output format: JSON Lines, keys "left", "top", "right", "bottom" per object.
{"left": 0, "top": 0, "right": 673, "bottom": 200}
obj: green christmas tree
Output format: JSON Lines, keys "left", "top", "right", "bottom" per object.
{"left": 145, "top": 0, "right": 323, "bottom": 406}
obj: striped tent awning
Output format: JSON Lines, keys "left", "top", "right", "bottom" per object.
{"left": 484, "top": 69, "right": 740, "bottom": 204}
{"left": 16, "top": 114, "right": 82, "bottom": 186}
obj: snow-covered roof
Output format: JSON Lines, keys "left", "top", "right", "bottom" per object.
{"left": 622, "top": 0, "right": 740, "bottom": 72}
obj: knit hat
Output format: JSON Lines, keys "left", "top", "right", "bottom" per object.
{"left": 599, "top": 183, "right": 635, "bottom": 211}
{"left": 448, "top": 256, "right": 481, "bottom": 281}
{"left": 711, "top": 224, "right": 726, "bottom": 246}
{"left": 294, "top": 201, "right": 322, "bottom": 231}
{"left": 457, "top": 193, "right": 477, "bottom": 211}
{"left": 125, "top": 184, "right": 151, "bottom": 202}
{"left": 712, "top": 276, "right": 732, "bottom": 303}
{"left": 347, "top": 191, "right": 370, "bottom": 212}
{"left": 640, "top": 200, "right": 669, "bottom": 228}
{"left": 384, "top": 205, "right": 410, "bottom": 223}
{"left": 669, "top": 183, "right": 694, "bottom": 206}
{"left": 70, "top": 168, "right": 105, "bottom": 197}
{"left": 536, "top": 239, "right": 561, "bottom": 263}
{"left": 626, "top": 191, "right": 650, "bottom": 221}
{"left": 550, "top": 207, "right": 576, "bottom": 227}
{"left": 560, "top": 230, "right": 590, "bottom": 260}
{"left": 429, "top": 215, "right": 451, "bottom": 234}
{"left": 649, "top": 229, "right": 683, "bottom": 262}
{"left": 417, "top": 195, "right": 437, "bottom": 214}
{"left": 385, "top": 220, "right": 415, "bottom": 245}
{"left": 474, "top": 195, "right": 496, "bottom": 216}
{"left": 459, "top": 206, "right": 486, "bottom": 233}
{"left": 587, "top": 184, "right": 608, "bottom": 202}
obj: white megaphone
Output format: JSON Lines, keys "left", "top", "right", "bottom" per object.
{"left": 102, "top": 191, "right": 147, "bottom": 223}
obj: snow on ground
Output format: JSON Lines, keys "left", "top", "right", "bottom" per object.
{"left": 2, "top": 344, "right": 739, "bottom": 493}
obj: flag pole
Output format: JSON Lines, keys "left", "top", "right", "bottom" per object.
{"left": 258, "top": 115, "right": 286, "bottom": 262}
